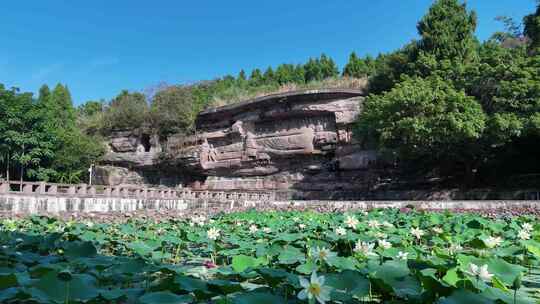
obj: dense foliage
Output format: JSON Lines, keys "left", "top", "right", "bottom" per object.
{"left": 356, "top": 0, "right": 540, "bottom": 185}
{"left": 0, "top": 209, "right": 538, "bottom": 303}
{"left": 0, "top": 84, "right": 104, "bottom": 184}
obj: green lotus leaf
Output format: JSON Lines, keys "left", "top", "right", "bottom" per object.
{"left": 326, "top": 256, "right": 359, "bottom": 270}
{"left": 31, "top": 271, "right": 99, "bottom": 303}
{"left": 233, "top": 292, "right": 286, "bottom": 304}
{"left": 64, "top": 241, "right": 97, "bottom": 258}
{"left": 439, "top": 290, "right": 494, "bottom": 304}
{"left": 277, "top": 246, "right": 305, "bottom": 265}
{"left": 140, "top": 291, "right": 193, "bottom": 304}
{"left": 325, "top": 270, "right": 369, "bottom": 299}
{"left": 231, "top": 255, "right": 266, "bottom": 272}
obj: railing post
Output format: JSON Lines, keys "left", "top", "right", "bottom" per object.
{"left": 77, "top": 184, "right": 87, "bottom": 196}
{"left": 67, "top": 185, "right": 76, "bottom": 195}
{"left": 88, "top": 186, "right": 96, "bottom": 196}
{"left": 103, "top": 187, "right": 111, "bottom": 196}
{"left": 48, "top": 184, "right": 57, "bottom": 195}
{"left": 0, "top": 182, "right": 8, "bottom": 194}
{"left": 22, "top": 183, "right": 33, "bottom": 194}
{"left": 37, "top": 182, "right": 47, "bottom": 194}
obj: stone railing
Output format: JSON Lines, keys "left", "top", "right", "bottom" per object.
{"left": 0, "top": 181, "right": 274, "bottom": 202}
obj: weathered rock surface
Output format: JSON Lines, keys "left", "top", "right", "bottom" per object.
{"left": 163, "top": 89, "right": 378, "bottom": 195}
{"left": 98, "top": 88, "right": 385, "bottom": 197}
{"left": 93, "top": 165, "right": 145, "bottom": 186}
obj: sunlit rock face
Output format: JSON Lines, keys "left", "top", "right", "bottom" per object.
{"left": 97, "top": 129, "right": 175, "bottom": 186}
{"left": 165, "top": 89, "right": 378, "bottom": 196}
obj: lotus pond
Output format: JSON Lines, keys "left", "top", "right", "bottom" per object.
{"left": 0, "top": 209, "right": 539, "bottom": 303}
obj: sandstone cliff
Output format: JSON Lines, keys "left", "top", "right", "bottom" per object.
{"left": 98, "top": 88, "right": 381, "bottom": 198}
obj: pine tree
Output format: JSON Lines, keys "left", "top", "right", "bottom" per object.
{"left": 343, "top": 52, "right": 360, "bottom": 77}
{"left": 293, "top": 64, "right": 306, "bottom": 84}
{"left": 263, "top": 67, "right": 276, "bottom": 84}
{"left": 249, "top": 69, "right": 263, "bottom": 86}
{"left": 37, "top": 84, "right": 51, "bottom": 105}
{"left": 417, "top": 0, "right": 478, "bottom": 63}
{"left": 319, "top": 54, "right": 339, "bottom": 79}
{"left": 275, "top": 64, "right": 295, "bottom": 85}
{"left": 236, "top": 69, "right": 247, "bottom": 88}
{"left": 49, "top": 84, "right": 76, "bottom": 130}
{"left": 304, "top": 57, "right": 323, "bottom": 82}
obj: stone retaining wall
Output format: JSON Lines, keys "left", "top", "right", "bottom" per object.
{"left": 1, "top": 193, "right": 539, "bottom": 215}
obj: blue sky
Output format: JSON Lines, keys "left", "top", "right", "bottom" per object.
{"left": 0, "top": 0, "right": 536, "bottom": 105}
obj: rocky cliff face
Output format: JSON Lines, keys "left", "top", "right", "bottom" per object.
{"left": 98, "top": 88, "right": 380, "bottom": 198}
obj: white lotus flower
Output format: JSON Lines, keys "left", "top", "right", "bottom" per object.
{"left": 263, "top": 227, "right": 272, "bottom": 233}
{"left": 518, "top": 230, "right": 531, "bottom": 240}
{"left": 449, "top": 243, "right": 463, "bottom": 254}
{"left": 192, "top": 215, "right": 206, "bottom": 226}
{"left": 374, "top": 232, "right": 387, "bottom": 239}
{"left": 367, "top": 219, "right": 380, "bottom": 228}
{"left": 467, "top": 263, "right": 493, "bottom": 282}
{"left": 249, "top": 225, "right": 259, "bottom": 234}
{"left": 85, "top": 221, "right": 94, "bottom": 228}
{"left": 298, "top": 271, "right": 332, "bottom": 304}
{"left": 206, "top": 227, "right": 220, "bottom": 240}
{"left": 378, "top": 239, "right": 392, "bottom": 249}
{"left": 522, "top": 223, "right": 533, "bottom": 232}
{"left": 344, "top": 215, "right": 359, "bottom": 229}
{"left": 432, "top": 227, "right": 443, "bottom": 234}
{"left": 298, "top": 224, "right": 306, "bottom": 229}
{"left": 397, "top": 251, "right": 409, "bottom": 260}
{"left": 484, "top": 236, "right": 502, "bottom": 248}
{"left": 353, "top": 241, "right": 377, "bottom": 256}
{"left": 236, "top": 222, "right": 242, "bottom": 227}
{"left": 310, "top": 247, "right": 337, "bottom": 262}
{"left": 382, "top": 221, "right": 394, "bottom": 228}
{"left": 410, "top": 227, "right": 425, "bottom": 239}
{"left": 335, "top": 227, "right": 346, "bottom": 236}
{"left": 292, "top": 217, "right": 300, "bottom": 222}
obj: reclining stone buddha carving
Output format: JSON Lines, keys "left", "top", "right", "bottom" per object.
{"left": 167, "top": 89, "right": 365, "bottom": 179}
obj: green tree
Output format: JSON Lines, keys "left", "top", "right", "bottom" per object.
{"left": 275, "top": 64, "right": 296, "bottom": 85}
{"left": 263, "top": 67, "right": 276, "bottom": 85}
{"left": 368, "top": 43, "right": 418, "bottom": 94}
{"left": 0, "top": 85, "right": 54, "bottom": 183}
{"left": 357, "top": 76, "right": 486, "bottom": 177}
{"left": 292, "top": 64, "right": 306, "bottom": 84}
{"left": 319, "top": 54, "right": 339, "bottom": 79}
{"left": 103, "top": 90, "right": 149, "bottom": 132}
{"left": 343, "top": 52, "right": 375, "bottom": 78}
{"left": 416, "top": 0, "right": 478, "bottom": 63}
{"left": 49, "top": 84, "right": 77, "bottom": 130}
{"left": 79, "top": 100, "right": 103, "bottom": 117}
{"left": 304, "top": 54, "right": 339, "bottom": 82}
{"left": 150, "top": 85, "right": 198, "bottom": 136}
{"left": 524, "top": 1, "right": 540, "bottom": 52}
{"left": 249, "top": 69, "right": 264, "bottom": 86}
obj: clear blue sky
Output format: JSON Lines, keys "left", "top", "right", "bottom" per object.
{"left": 0, "top": 0, "right": 536, "bottom": 105}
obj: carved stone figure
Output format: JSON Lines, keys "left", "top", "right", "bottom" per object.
{"left": 100, "top": 88, "right": 380, "bottom": 198}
